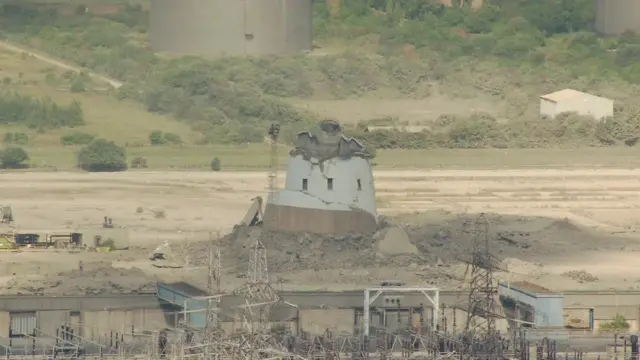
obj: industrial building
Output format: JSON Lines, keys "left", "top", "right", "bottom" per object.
{"left": 149, "top": 0, "right": 313, "bottom": 57}
{"left": 3, "top": 284, "right": 640, "bottom": 355}
{"left": 262, "top": 120, "right": 378, "bottom": 235}
{"left": 499, "top": 281, "right": 564, "bottom": 329}
{"left": 0, "top": 292, "right": 168, "bottom": 355}
{"left": 539, "top": 89, "right": 614, "bottom": 120}
{"left": 595, "top": 0, "right": 640, "bottom": 36}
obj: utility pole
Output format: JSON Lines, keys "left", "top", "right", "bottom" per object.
{"left": 267, "top": 123, "right": 280, "bottom": 199}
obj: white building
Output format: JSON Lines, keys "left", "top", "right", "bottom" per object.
{"left": 263, "top": 120, "right": 378, "bottom": 235}
{"left": 539, "top": 89, "right": 613, "bottom": 120}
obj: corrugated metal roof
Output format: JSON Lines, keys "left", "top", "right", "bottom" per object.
{"left": 540, "top": 89, "right": 589, "bottom": 103}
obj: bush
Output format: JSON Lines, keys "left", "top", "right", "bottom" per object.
{"left": 60, "top": 132, "right": 95, "bottom": 146}
{"left": 77, "top": 139, "right": 127, "bottom": 172}
{"left": 0, "top": 146, "right": 29, "bottom": 169}
{"left": 599, "top": 314, "right": 630, "bottom": 333}
{"left": 148, "top": 130, "right": 164, "bottom": 145}
{"left": 3, "top": 132, "right": 28, "bottom": 145}
{"left": 70, "top": 76, "right": 86, "bottom": 93}
{"left": 211, "top": 157, "right": 221, "bottom": 172}
{"left": 163, "top": 132, "right": 182, "bottom": 144}
{"left": 148, "top": 131, "right": 183, "bottom": 146}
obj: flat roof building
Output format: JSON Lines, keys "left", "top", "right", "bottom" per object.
{"left": 540, "top": 89, "right": 613, "bottom": 120}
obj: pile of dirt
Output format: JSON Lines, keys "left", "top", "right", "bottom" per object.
{"left": 2, "top": 266, "right": 158, "bottom": 295}
{"left": 180, "top": 211, "right": 628, "bottom": 276}
{"left": 562, "top": 270, "right": 599, "bottom": 283}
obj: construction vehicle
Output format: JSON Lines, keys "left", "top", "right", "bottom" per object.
{"left": 10, "top": 232, "right": 82, "bottom": 249}
{"left": 0, "top": 235, "right": 16, "bottom": 251}
{"left": 14, "top": 233, "right": 40, "bottom": 246}
{"left": 240, "top": 197, "right": 263, "bottom": 227}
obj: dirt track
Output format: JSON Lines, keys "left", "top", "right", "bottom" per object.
{"left": 1, "top": 169, "right": 640, "bottom": 294}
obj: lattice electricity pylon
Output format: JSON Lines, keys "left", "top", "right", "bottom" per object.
{"left": 233, "top": 237, "right": 280, "bottom": 332}
{"left": 247, "top": 237, "right": 269, "bottom": 284}
{"left": 203, "top": 235, "right": 223, "bottom": 357}
{"left": 461, "top": 213, "right": 508, "bottom": 360}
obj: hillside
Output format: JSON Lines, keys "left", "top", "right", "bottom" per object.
{"left": 0, "top": 46, "right": 196, "bottom": 146}
{"left": 0, "top": 0, "right": 640, "bottom": 169}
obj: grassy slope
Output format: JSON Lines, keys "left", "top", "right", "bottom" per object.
{"left": 0, "top": 47, "right": 198, "bottom": 144}
{"left": 8, "top": 42, "right": 640, "bottom": 170}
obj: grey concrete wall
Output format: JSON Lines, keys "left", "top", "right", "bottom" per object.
{"left": 263, "top": 204, "right": 377, "bottom": 235}
{"left": 83, "top": 308, "right": 167, "bottom": 339}
{"left": 150, "top": 0, "right": 312, "bottom": 56}
{"left": 564, "top": 292, "right": 640, "bottom": 307}
{"left": 37, "top": 310, "right": 67, "bottom": 337}
{"left": 0, "top": 311, "right": 8, "bottom": 338}
{"left": 595, "top": 0, "right": 640, "bottom": 36}
{"left": 274, "top": 155, "right": 377, "bottom": 217}
{"left": 564, "top": 308, "right": 590, "bottom": 329}
{"left": 299, "top": 309, "right": 354, "bottom": 335}
{"left": 264, "top": 154, "right": 377, "bottom": 234}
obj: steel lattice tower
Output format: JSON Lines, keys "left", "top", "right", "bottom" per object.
{"left": 462, "top": 213, "right": 506, "bottom": 360}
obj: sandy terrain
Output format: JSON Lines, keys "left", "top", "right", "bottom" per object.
{"left": 1, "top": 169, "right": 640, "bottom": 294}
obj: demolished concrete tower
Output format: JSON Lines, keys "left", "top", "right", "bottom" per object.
{"left": 263, "top": 120, "right": 378, "bottom": 235}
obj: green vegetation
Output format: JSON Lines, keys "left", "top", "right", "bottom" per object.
{"left": 4, "top": 132, "right": 29, "bottom": 145}
{"left": 0, "top": 92, "right": 84, "bottom": 130}
{"left": 0, "top": 146, "right": 29, "bottom": 168}
{"left": 2, "top": 0, "right": 640, "bottom": 163}
{"left": 211, "top": 157, "right": 221, "bottom": 172}
{"left": 350, "top": 112, "right": 640, "bottom": 149}
{"left": 77, "top": 138, "right": 127, "bottom": 172}
{"left": 599, "top": 314, "right": 630, "bottom": 333}
{"left": 60, "top": 132, "right": 95, "bottom": 146}
{"left": 149, "top": 130, "right": 182, "bottom": 146}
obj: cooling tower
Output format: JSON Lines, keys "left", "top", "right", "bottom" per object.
{"left": 595, "top": 0, "right": 640, "bottom": 36}
{"left": 263, "top": 120, "right": 378, "bottom": 235}
{"left": 149, "top": 0, "right": 313, "bottom": 56}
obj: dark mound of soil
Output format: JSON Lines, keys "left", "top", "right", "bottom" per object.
{"left": 181, "top": 211, "right": 626, "bottom": 275}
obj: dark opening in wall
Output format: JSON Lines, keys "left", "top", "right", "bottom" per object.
{"left": 357, "top": 179, "right": 362, "bottom": 191}
{"left": 245, "top": 34, "right": 254, "bottom": 41}
{"left": 327, "top": 178, "right": 334, "bottom": 190}
{"left": 302, "top": 178, "right": 308, "bottom": 191}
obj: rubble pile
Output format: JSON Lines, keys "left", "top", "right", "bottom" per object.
{"left": 562, "top": 270, "right": 599, "bottom": 283}
{"left": 3, "top": 266, "right": 158, "bottom": 296}
{"left": 181, "top": 210, "right": 626, "bottom": 276}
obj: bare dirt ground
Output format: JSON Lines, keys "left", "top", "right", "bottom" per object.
{"left": 1, "top": 169, "right": 640, "bottom": 295}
